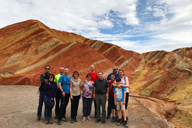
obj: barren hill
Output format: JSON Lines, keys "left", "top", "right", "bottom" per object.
{"left": 0, "top": 20, "right": 192, "bottom": 128}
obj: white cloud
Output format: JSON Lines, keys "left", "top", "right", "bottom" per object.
{"left": 0, "top": 0, "right": 192, "bottom": 54}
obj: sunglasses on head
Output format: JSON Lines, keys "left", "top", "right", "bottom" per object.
{"left": 45, "top": 68, "right": 50, "bottom": 70}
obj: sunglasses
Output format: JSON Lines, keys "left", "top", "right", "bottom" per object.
{"left": 45, "top": 68, "right": 50, "bottom": 70}
{"left": 49, "top": 77, "right": 53, "bottom": 78}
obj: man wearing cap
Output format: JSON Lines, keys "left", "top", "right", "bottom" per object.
{"left": 107, "top": 66, "right": 120, "bottom": 81}
{"left": 106, "top": 66, "right": 120, "bottom": 119}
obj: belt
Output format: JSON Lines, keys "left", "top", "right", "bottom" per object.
{"left": 96, "top": 93, "right": 106, "bottom": 95}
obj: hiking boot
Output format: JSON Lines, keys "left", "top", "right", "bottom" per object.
{"left": 57, "top": 120, "right": 61, "bottom": 125}
{"left": 111, "top": 116, "right": 115, "bottom": 123}
{"left": 124, "top": 121, "right": 129, "bottom": 128}
{"left": 49, "top": 117, "right": 53, "bottom": 124}
{"left": 71, "top": 118, "right": 74, "bottom": 123}
{"left": 95, "top": 119, "right": 100, "bottom": 123}
{"left": 36, "top": 116, "right": 41, "bottom": 121}
{"left": 45, "top": 117, "right": 49, "bottom": 124}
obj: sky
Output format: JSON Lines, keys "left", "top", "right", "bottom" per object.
{"left": 0, "top": 0, "right": 192, "bottom": 53}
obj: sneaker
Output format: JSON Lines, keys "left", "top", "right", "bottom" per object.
{"left": 95, "top": 119, "right": 100, "bottom": 123}
{"left": 36, "top": 116, "right": 41, "bottom": 121}
{"left": 49, "top": 117, "right": 53, "bottom": 124}
{"left": 61, "top": 117, "right": 67, "bottom": 122}
{"left": 57, "top": 120, "right": 61, "bottom": 125}
{"left": 124, "top": 121, "right": 129, "bottom": 128}
{"left": 71, "top": 118, "right": 74, "bottom": 123}
{"left": 111, "top": 116, "right": 115, "bottom": 123}
{"left": 117, "top": 119, "right": 121, "bottom": 126}
{"left": 106, "top": 116, "right": 110, "bottom": 119}
{"left": 45, "top": 117, "right": 49, "bottom": 124}
{"left": 74, "top": 118, "right": 78, "bottom": 122}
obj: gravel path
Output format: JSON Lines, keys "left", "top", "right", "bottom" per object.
{"left": 0, "top": 85, "right": 170, "bottom": 128}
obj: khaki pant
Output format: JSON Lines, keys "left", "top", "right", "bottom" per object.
{"left": 116, "top": 102, "right": 125, "bottom": 110}
{"left": 95, "top": 94, "right": 106, "bottom": 120}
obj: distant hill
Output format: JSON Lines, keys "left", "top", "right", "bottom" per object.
{"left": 0, "top": 20, "right": 192, "bottom": 128}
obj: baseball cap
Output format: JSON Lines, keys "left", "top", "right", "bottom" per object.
{"left": 113, "top": 66, "right": 118, "bottom": 70}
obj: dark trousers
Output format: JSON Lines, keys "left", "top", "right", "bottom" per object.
{"left": 58, "top": 93, "right": 70, "bottom": 120}
{"left": 55, "top": 89, "right": 62, "bottom": 117}
{"left": 107, "top": 94, "right": 116, "bottom": 117}
{"left": 83, "top": 97, "right": 93, "bottom": 117}
{"left": 71, "top": 95, "right": 80, "bottom": 119}
{"left": 94, "top": 100, "right": 97, "bottom": 116}
{"left": 44, "top": 95, "right": 54, "bottom": 118}
{"left": 107, "top": 98, "right": 111, "bottom": 117}
{"left": 95, "top": 94, "right": 106, "bottom": 120}
{"left": 37, "top": 91, "right": 44, "bottom": 117}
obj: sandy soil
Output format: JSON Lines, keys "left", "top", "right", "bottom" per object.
{"left": 0, "top": 85, "right": 171, "bottom": 128}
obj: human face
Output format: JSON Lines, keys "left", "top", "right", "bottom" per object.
{"left": 49, "top": 76, "right": 54, "bottom": 81}
{"left": 110, "top": 75, "right": 115, "bottom": 81}
{"left": 113, "top": 69, "right": 117, "bottom": 74}
{"left": 64, "top": 68, "right": 69, "bottom": 75}
{"left": 118, "top": 71, "right": 124, "bottom": 77}
{"left": 90, "top": 65, "right": 95, "bottom": 72}
{"left": 73, "top": 73, "right": 78, "bottom": 79}
{"left": 87, "top": 75, "right": 91, "bottom": 81}
{"left": 98, "top": 72, "right": 103, "bottom": 79}
{"left": 45, "top": 66, "right": 50, "bottom": 73}
{"left": 116, "top": 81, "right": 121, "bottom": 86}
{"left": 59, "top": 67, "right": 64, "bottom": 75}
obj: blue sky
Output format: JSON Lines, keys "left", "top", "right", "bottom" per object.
{"left": 0, "top": 0, "right": 192, "bottom": 53}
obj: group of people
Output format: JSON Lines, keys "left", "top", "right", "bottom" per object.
{"left": 36, "top": 64, "right": 129, "bottom": 127}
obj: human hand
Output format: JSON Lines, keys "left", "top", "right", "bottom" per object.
{"left": 70, "top": 95, "right": 73, "bottom": 100}
{"left": 106, "top": 95, "right": 109, "bottom": 100}
{"left": 62, "top": 92, "right": 65, "bottom": 97}
{"left": 123, "top": 101, "right": 125, "bottom": 105}
{"left": 114, "top": 102, "right": 116, "bottom": 105}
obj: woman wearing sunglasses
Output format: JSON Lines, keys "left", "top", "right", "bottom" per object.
{"left": 43, "top": 74, "right": 57, "bottom": 124}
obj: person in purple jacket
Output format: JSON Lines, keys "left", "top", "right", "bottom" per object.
{"left": 44, "top": 74, "right": 57, "bottom": 124}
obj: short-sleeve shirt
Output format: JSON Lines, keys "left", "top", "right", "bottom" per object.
{"left": 108, "top": 81, "right": 114, "bottom": 96}
{"left": 70, "top": 78, "right": 81, "bottom": 96}
{"left": 54, "top": 74, "right": 62, "bottom": 89}
{"left": 113, "top": 86, "right": 126, "bottom": 102}
{"left": 58, "top": 75, "right": 71, "bottom": 94}
{"left": 94, "top": 78, "right": 109, "bottom": 94}
{"left": 88, "top": 72, "right": 99, "bottom": 82}
{"left": 82, "top": 80, "right": 94, "bottom": 98}
{"left": 107, "top": 73, "right": 120, "bottom": 81}
{"left": 121, "top": 76, "right": 129, "bottom": 93}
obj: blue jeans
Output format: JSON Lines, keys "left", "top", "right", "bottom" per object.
{"left": 37, "top": 91, "right": 44, "bottom": 117}
{"left": 44, "top": 95, "right": 54, "bottom": 118}
{"left": 83, "top": 97, "right": 93, "bottom": 117}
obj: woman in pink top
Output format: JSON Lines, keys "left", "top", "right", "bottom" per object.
{"left": 80, "top": 74, "right": 94, "bottom": 122}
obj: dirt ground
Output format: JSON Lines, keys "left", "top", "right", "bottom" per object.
{"left": 0, "top": 85, "right": 172, "bottom": 128}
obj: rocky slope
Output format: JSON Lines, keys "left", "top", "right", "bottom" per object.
{"left": 0, "top": 20, "right": 192, "bottom": 128}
